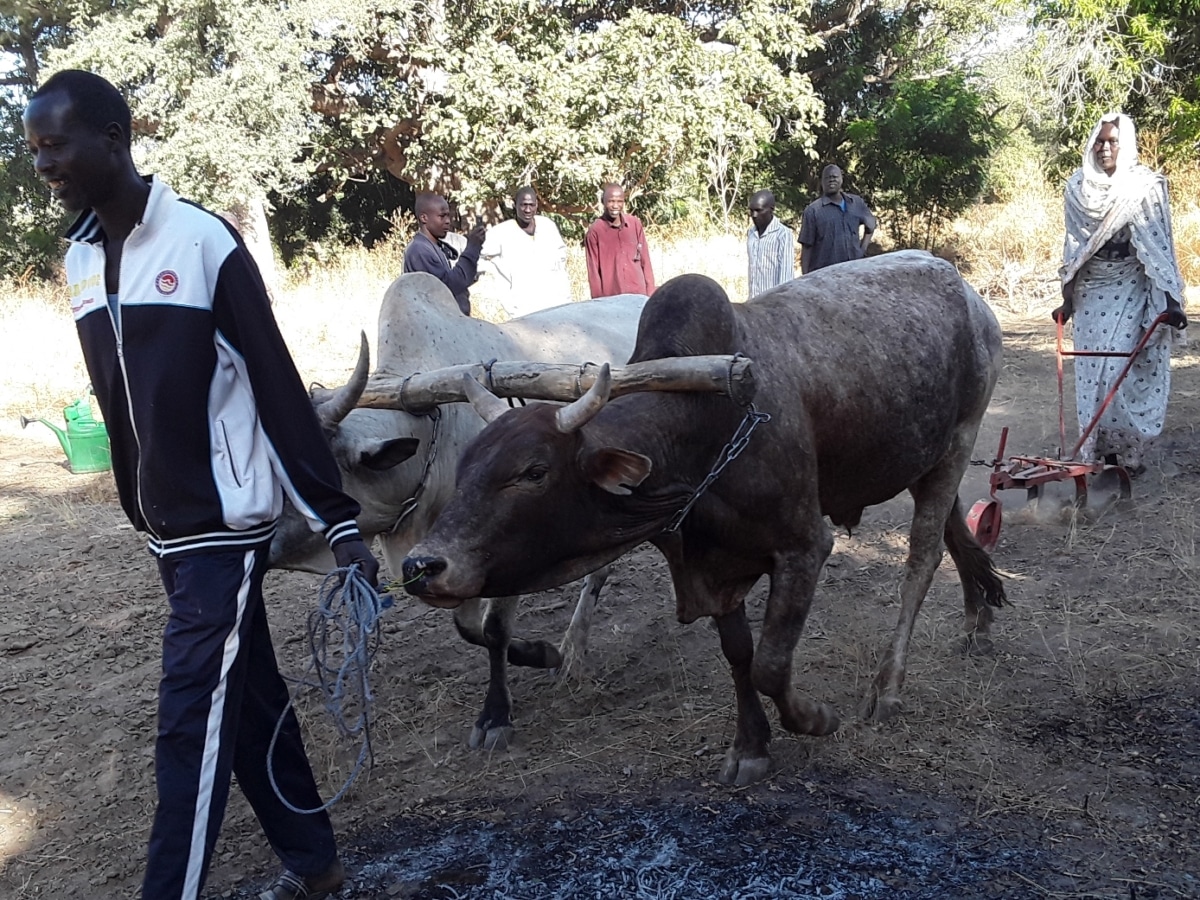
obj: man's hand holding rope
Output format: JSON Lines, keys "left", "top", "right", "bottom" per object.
{"left": 332, "top": 538, "right": 380, "bottom": 587}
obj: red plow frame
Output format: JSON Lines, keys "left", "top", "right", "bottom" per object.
{"left": 967, "top": 313, "right": 1167, "bottom": 551}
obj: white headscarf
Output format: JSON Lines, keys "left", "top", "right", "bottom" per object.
{"left": 1061, "top": 112, "right": 1185, "bottom": 310}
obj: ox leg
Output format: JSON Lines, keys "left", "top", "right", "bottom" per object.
{"left": 752, "top": 528, "right": 841, "bottom": 739}
{"left": 555, "top": 565, "right": 611, "bottom": 680}
{"left": 944, "top": 496, "right": 1006, "bottom": 654}
{"left": 861, "top": 443, "right": 971, "bottom": 723}
{"left": 453, "top": 597, "right": 563, "bottom": 669}
{"left": 452, "top": 596, "right": 520, "bottom": 750}
{"left": 714, "top": 605, "right": 773, "bottom": 785}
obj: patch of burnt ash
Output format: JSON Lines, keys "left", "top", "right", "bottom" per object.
{"left": 225, "top": 777, "right": 1083, "bottom": 899}
{"left": 1012, "top": 690, "right": 1200, "bottom": 781}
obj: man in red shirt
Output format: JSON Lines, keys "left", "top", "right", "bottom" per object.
{"left": 584, "top": 183, "right": 656, "bottom": 298}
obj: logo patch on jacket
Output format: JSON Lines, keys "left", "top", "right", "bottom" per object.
{"left": 155, "top": 270, "right": 179, "bottom": 295}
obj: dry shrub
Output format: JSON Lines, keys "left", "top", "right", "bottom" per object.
{"left": 6, "top": 183, "right": 1197, "bottom": 425}
{"left": 950, "top": 164, "right": 1200, "bottom": 320}
{"left": 561, "top": 220, "right": 752, "bottom": 312}
{"left": 0, "top": 281, "right": 90, "bottom": 420}
{"left": 946, "top": 188, "right": 1064, "bottom": 319}
{"left": 1165, "top": 165, "right": 1200, "bottom": 293}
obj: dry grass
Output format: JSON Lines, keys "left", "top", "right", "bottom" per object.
{"left": 0, "top": 226, "right": 755, "bottom": 427}
{"left": 951, "top": 182, "right": 1200, "bottom": 322}
{"left": 5, "top": 185, "right": 1197, "bottom": 426}
{"left": 3, "top": 202, "right": 1200, "bottom": 896}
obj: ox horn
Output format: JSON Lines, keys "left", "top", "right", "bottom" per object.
{"left": 317, "top": 331, "right": 370, "bottom": 427}
{"left": 556, "top": 363, "right": 611, "bottom": 433}
{"left": 462, "top": 373, "right": 510, "bottom": 424}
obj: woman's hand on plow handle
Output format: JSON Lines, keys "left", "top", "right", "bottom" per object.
{"left": 1165, "top": 295, "right": 1188, "bottom": 330}
{"left": 1052, "top": 280, "right": 1075, "bottom": 324}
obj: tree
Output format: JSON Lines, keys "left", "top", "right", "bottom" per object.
{"left": 762, "top": 0, "right": 1016, "bottom": 213}
{"left": 2, "top": 1, "right": 112, "bottom": 278}
{"left": 2, "top": 0, "right": 825, "bottom": 272}
{"left": 846, "top": 73, "right": 997, "bottom": 247}
{"left": 1032, "top": 0, "right": 1200, "bottom": 158}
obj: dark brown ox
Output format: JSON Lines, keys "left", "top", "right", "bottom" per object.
{"left": 403, "top": 252, "right": 1006, "bottom": 785}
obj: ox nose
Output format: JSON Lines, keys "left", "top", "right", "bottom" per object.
{"left": 401, "top": 555, "right": 447, "bottom": 591}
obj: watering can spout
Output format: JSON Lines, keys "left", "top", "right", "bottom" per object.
{"left": 20, "top": 415, "right": 73, "bottom": 456}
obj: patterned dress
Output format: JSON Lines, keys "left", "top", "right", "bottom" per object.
{"left": 1060, "top": 114, "right": 1187, "bottom": 467}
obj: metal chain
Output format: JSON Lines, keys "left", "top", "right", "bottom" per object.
{"left": 388, "top": 405, "right": 441, "bottom": 534}
{"left": 664, "top": 405, "right": 771, "bottom": 533}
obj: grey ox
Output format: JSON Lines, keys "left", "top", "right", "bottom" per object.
{"left": 402, "top": 252, "right": 1007, "bottom": 785}
{"left": 269, "top": 272, "right": 648, "bottom": 749}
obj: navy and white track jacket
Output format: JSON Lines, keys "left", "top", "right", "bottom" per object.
{"left": 65, "top": 177, "right": 362, "bottom": 558}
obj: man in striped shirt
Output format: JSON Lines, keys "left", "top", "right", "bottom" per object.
{"left": 746, "top": 190, "right": 796, "bottom": 299}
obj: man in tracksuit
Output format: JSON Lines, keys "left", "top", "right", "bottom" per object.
{"left": 24, "top": 70, "right": 378, "bottom": 900}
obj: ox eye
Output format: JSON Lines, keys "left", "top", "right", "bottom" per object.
{"left": 523, "top": 464, "right": 548, "bottom": 483}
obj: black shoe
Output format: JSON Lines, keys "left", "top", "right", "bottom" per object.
{"left": 259, "top": 858, "right": 344, "bottom": 899}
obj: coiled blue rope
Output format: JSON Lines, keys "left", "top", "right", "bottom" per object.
{"left": 268, "top": 564, "right": 392, "bottom": 814}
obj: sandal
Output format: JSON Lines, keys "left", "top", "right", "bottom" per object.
{"left": 259, "top": 858, "right": 345, "bottom": 899}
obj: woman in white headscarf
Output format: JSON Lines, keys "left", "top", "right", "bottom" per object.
{"left": 1053, "top": 112, "right": 1188, "bottom": 472}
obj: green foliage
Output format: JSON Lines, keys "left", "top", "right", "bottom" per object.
{"left": 3, "top": 0, "right": 825, "bottom": 272}
{"left": 1032, "top": 0, "right": 1200, "bottom": 157}
{"left": 762, "top": 0, "right": 1019, "bottom": 217}
{"left": 1, "top": 2, "right": 105, "bottom": 278}
{"left": 396, "top": 6, "right": 820, "bottom": 224}
{"left": 846, "top": 74, "right": 997, "bottom": 247}
{"left": 14, "top": 0, "right": 1196, "bottom": 278}
{"left": 46, "top": 0, "right": 317, "bottom": 212}
{"left": 0, "top": 100, "right": 68, "bottom": 280}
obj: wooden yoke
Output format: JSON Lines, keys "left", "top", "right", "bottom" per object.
{"left": 310, "top": 355, "right": 756, "bottom": 412}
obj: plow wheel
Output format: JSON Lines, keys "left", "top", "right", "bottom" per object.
{"left": 967, "top": 499, "right": 1002, "bottom": 552}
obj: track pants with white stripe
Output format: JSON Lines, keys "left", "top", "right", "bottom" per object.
{"left": 142, "top": 543, "right": 337, "bottom": 900}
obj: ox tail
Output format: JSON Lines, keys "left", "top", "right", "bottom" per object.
{"left": 943, "top": 496, "right": 1006, "bottom": 608}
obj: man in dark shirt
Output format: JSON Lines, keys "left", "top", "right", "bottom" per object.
{"left": 584, "top": 183, "right": 656, "bottom": 298}
{"left": 798, "top": 165, "right": 877, "bottom": 274}
{"left": 403, "top": 193, "right": 487, "bottom": 315}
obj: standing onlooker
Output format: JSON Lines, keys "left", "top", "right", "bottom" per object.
{"left": 403, "top": 192, "right": 487, "bottom": 315}
{"left": 1052, "top": 112, "right": 1188, "bottom": 474}
{"left": 23, "top": 69, "right": 379, "bottom": 900}
{"left": 480, "top": 186, "right": 572, "bottom": 318}
{"left": 584, "top": 183, "right": 656, "bottom": 299}
{"left": 746, "top": 189, "right": 796, "bottom": 298}
{"left": 799, "top": 164, "right": 876, "bottom": 274}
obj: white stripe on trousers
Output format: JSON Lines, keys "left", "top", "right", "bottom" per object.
{"left": 181, "top": 548, "right": 254, "bottom": 900}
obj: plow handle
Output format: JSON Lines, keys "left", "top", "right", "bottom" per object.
{"left": 1061, "top": 313, "right": 1169, "bottom": 462}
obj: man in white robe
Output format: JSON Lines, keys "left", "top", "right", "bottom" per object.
{"left": 481, "top": 186, "right": 572, "bottom": 318}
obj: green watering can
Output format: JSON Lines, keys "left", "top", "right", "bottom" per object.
{"left": 20, "top": 399, "right": 112, "bottom": 474}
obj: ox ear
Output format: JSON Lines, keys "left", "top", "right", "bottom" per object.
{"left": 462, "top": 373, "right": 509, "bottom": 424}
{"left": 583, "top": 446, "right": 652, "bottom": 496}
{"left": 359, "top": 437, "right": 420, "bottom": 471}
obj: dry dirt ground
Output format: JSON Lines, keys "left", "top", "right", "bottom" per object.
{"left": 1, "top": 315, "right": 1198, "bottom": 899}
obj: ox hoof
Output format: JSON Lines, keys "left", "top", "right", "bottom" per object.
{"left": 778, "top": 701, "right": 840, "bottom": 737}
{"left": 717, "top": 751, "right": 771, "bottom": 786}
{"left": 507, "top": 639, "right": 562, "bottom": 670}
{"left": 469, "top": 723, "right": 514, "bottom": 751}
{"left": 859, "top": 691, "right": 903, "bottom": 724}
{"left": 960, "top": 633, "right": 994, "bottom": 656}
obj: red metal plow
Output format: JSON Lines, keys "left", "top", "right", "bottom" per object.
{"left": 967, "top": 313, "right": 1167, "bottom": 551}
